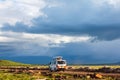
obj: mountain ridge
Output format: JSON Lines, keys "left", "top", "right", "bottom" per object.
{"left": 0, "top": 60, "right": 30, "bottom": 66}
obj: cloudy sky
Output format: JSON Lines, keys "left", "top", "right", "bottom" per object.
{"left": 0, "top": 0, "right": 120, "bottom": 64}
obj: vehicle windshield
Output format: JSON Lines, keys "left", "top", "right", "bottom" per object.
{"left": 57, "top": 61, "right": 66, "bottom": 64}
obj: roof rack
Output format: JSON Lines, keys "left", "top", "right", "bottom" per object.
{"left": 53, "top": 56, "right": 63, "bottom": 60}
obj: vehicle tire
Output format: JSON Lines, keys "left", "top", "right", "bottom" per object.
{"left": 54, "top": 68, "right": 57, "bottom": 72}
{"left": 49, "top": 68, "right": 52, "bottom": 72}
{"left": 50, "top": 70, "right": 53, "bottom": 72}
{"left": 63, "top": 69, "right": 65, "bottom": 72}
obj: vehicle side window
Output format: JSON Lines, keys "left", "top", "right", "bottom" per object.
{"left": 50, "top": 61, "right": 53, "bottom": 65}
{"left": 54, "top": 61, "right": 56, "bottom": 64}
{"left": 52, "top": 61, "right": 54, "bottom": 64}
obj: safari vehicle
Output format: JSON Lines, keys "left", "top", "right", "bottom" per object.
{"left": 49, "top": 56, "right": 67, "bottom": 71}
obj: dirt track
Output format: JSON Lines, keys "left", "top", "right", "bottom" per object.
{"left": 0, "top": 67, "right": 120, "bottom": 79}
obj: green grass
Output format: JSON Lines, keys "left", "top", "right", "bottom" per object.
{"left": 0, "top": 60, "right": 30, "bottom": 66}
{"left": 0, "top": 71, "right": 40, "bottom": 80}
{"left": 0, "top": 70, "right": 54, "bottom": 80}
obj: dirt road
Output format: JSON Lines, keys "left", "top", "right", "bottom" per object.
{"left": 0, "top": 66, "right": 120, "bottom": 79}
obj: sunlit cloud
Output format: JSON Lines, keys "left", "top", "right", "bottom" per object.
{"left": 0, "top": 31, "right": 93, "bottom": 47}
{"left": 0, "top": 0, "right": 120, "bottom": 63}
{"left": 92, "top": 0, "right": 120, "bottom": 8}
{"left": 0, "top": 0, "right": 48, "bottom": 27}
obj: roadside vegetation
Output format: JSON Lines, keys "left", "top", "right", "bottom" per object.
{"left": 0, "top": 71, "right": 34, "bottom": 80}
{"left": 0, "top": 60, "right": 120, "bottom": 80}
{"left": 68, "top": 65, "right": 120, "bottom": 69}
{"left": 0, "top": 60, "right": 30, "bottom": 66}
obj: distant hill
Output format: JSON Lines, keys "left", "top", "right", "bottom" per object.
{"left": 0, "top": 56, "right": 51, "bottom": 64}
{"left": 0, "top": 60, "right": 30, "bottom": 66}
{"left": 114, "top": 62, "right": 120, "bottom": 65}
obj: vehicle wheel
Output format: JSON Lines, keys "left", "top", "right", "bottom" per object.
{"left": 49, "top": 68, "right": 52, "bottom": 72}
{"left": 50, "top": 70, "right": 53, "bottom": 72}
{"left": 54, "top": 68, "right": 57, "bottom": 72}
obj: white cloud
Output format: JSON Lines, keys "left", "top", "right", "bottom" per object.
{"left": 0, "top": 31, "right": 93, "bottom": 47}
{"left": 92, "top": 0, "right": 120, "bottom": 9}
{"left": 0, "top": 0, "right": 47, "bottom": 27}
{"left": 47, "top": 0, "right": 63, "bottom": 8}
{"left": 0, "top": 0, "right": 120, "bottom": 27}
{"left": 0, "top": 31, "right": 93, "bottom": 56}
{"left": 108, "top": 0, "right": 120, "bottom": 9}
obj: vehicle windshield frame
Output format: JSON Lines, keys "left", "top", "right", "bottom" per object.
{"left": 57, "top": 60, "right": 66, "bottom": 64}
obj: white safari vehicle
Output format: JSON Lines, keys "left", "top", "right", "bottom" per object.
{"left": 49, "top": 56, "right": 67, "bottom": 71}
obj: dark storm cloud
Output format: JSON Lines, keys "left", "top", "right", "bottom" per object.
{"left": 1, "top": 41, "right": 120, "bottom": 64}
{"left": 0, "top": 42, "right": 16, "bottom": 56}
{"left": 0, "top": 41, "right": 57, "bottom": 57}
{"left": 1, "top": 0, "right": 120, "bottom": 41}
{"left": 2, "top": 23, "right": 120, "bottom": 41}
{"left": 49, "top": 41, "right": 120, "bottom": 64}
{"left": 1, "top": 0, "right": 120, "bottom": 64}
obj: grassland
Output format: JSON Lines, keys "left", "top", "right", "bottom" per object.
{"left": 0, "top": 60, "right": 30, "bottom": 66}
{"left": 0, "top": 59, "right": 119, "bottom": 68}
{"left": 0, "top": 60, "right": 120, "bottom": 80}
{"left": 0, "top": 70, "right": 49, "bottom": 80}
{"left": 0, "top": 60, "right": 50, "bottom": 80}
{"left": 0, "top": 71, "right": 34, "bottom": 80}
